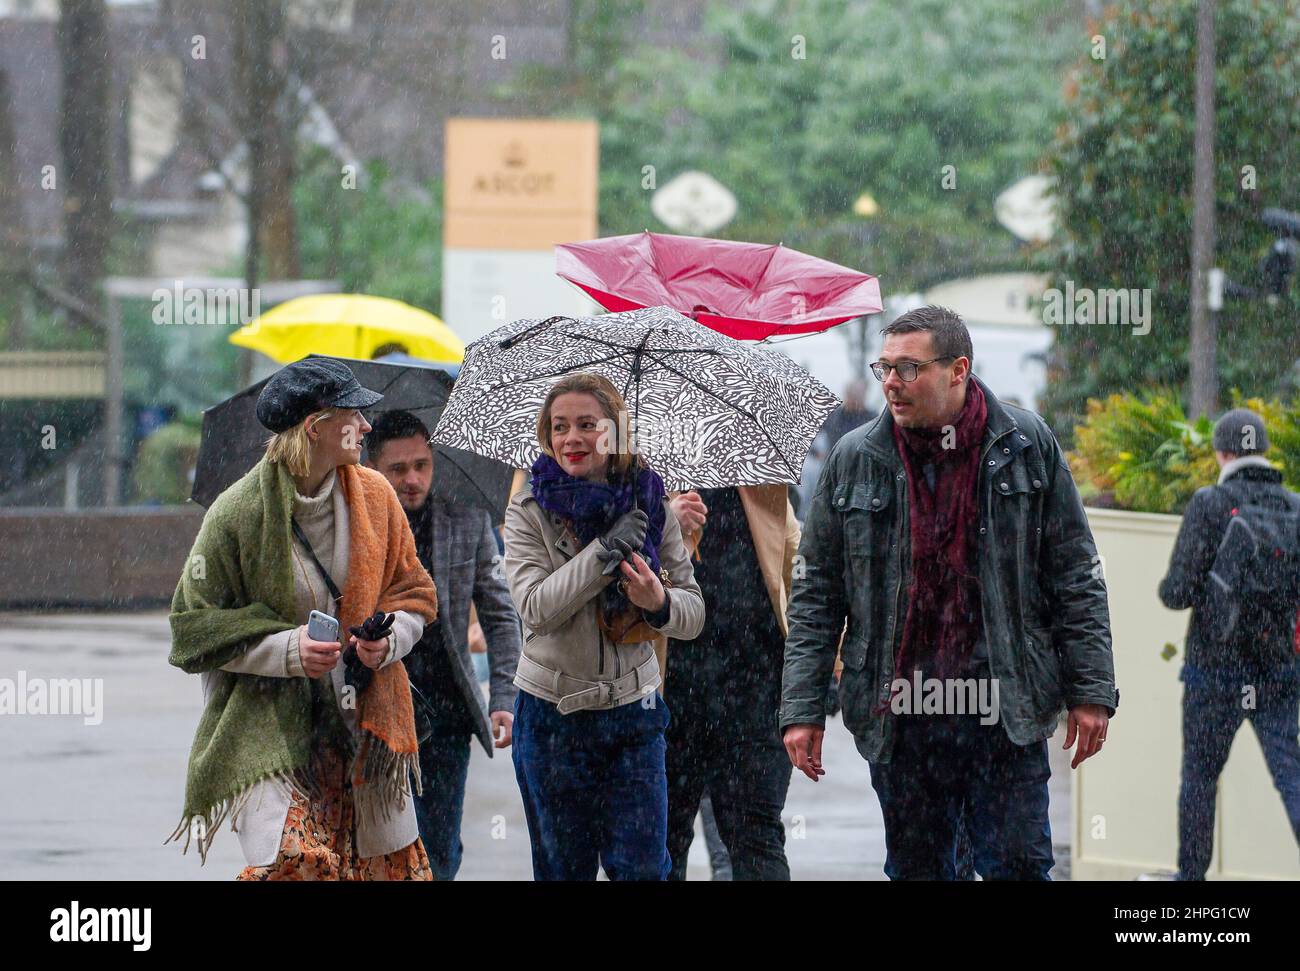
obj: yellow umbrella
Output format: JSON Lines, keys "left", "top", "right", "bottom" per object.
{"left": 230, "top": 294, "right": 465, "bottom": 364}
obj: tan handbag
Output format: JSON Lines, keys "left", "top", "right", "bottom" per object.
{"left": 598, "top": 567, "right": 674, "bottom": 644}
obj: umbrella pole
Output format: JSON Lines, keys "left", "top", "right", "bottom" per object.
{"left": 632, "top": 375, "right": 640, "bottom": 513}
{"left": 629, "top": 331, "right": 649, "bottom": 514}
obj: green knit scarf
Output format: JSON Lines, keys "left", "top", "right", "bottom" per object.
{"left": 167, "top": 457, "right": 349, "bottom": 862}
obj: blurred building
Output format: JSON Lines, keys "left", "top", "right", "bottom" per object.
{"left": 0, "top": 0, "right": 710, "bottom": 279}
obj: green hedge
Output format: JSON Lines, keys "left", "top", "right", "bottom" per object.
{"left": 1069, "top": 391, "right": 1300, "bottom": 514}
{"left": 131, "top": 421, "right": 201, "bottom": 506}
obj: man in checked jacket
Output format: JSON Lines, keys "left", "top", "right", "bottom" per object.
{"left": 366, "top": 410, "right": 521, "bottom": 880}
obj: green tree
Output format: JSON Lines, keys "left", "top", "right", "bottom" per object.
{"left": 505, "top": 0, "right": 1084, "bottom": 293}
{"left": 1041, "top": 0, "right": 1300, "bottom": 439}
{"left": 294, "top": 150, "right": 444, "bottom": 314}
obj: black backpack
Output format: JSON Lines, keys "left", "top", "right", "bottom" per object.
{"left": 1203, "top": 481, "right": 1300, "bottom": 664}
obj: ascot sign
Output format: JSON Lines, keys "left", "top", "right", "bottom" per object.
{"left": 469, "top": 140, "right": 558, "bottom": 196}
{"left": 442, "top": 118, "right": 598, "bottom": 344}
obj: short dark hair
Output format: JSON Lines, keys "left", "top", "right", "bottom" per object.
{"left": 880, "top": 305, "right": 974, "bottom": 369}
{"left": 365, "top": 410, "right": 431, "bottom": 462}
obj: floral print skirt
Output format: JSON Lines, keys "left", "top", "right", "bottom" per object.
{"left": 236, "top": 745, "right": 432, "bottom": 882}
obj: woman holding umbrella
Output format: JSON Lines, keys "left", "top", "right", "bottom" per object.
{"left": 168, "top": 358, "right": 439, "bottom": 880}
{"left": 503, "top": 372, "right": 705, "bottom": 880}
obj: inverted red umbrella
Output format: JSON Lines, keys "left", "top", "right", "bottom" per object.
{"left": 556, "top": 231, "right": 882, "bottom": 340}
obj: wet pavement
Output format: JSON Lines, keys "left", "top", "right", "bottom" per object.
{"left": 0, "top": 611, "right": 1072, "bottom": 880}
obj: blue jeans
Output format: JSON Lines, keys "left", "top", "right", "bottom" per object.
{"left": 412, "top": 718, "right": 473, "bottom": 881}
{"left": 512, "top": 689, "right": 671, "bottom": 881}
{"left": 1177, "top": 666, "right": 1300, "bottom": 880}
{"left": 869, "top": 713, "right": 1054, "bottom": 880}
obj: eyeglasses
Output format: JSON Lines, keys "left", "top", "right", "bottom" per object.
{"left": 869, "top": 357, "right": 954, "bottom": 382}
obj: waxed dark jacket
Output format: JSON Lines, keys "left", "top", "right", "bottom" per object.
{"left": 779, "top": 376, "right": 1118, "bottom": 763}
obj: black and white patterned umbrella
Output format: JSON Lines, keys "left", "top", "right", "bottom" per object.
{"left": 430, "top": 306, "right": 840, "bottom": 490}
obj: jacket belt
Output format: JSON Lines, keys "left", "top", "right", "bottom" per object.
{"left": 515, "top": 652, "right": 659, "bottom": 714}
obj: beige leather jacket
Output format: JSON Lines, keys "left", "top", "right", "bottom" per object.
{"left": 502, "top": 484, "right": 705, "bottom": 713}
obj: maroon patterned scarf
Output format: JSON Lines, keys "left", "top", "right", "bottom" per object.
{"left": 890, "top": 380, "right": 988, "bottom": 683}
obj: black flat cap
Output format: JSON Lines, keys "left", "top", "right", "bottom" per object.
{"left": 256, "top": 358, "right": 384, "bottom": 433}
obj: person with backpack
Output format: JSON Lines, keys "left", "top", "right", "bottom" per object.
{"left": 1159, "top": 408, "right": 1300, "bottom": 880}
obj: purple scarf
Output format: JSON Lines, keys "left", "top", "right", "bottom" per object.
{"left": 529, "top": 454, "right": 666, "bottom": 615}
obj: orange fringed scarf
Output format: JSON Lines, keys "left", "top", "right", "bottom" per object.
{"left": 333, "top": 463, "right": 439, "bottom": 802}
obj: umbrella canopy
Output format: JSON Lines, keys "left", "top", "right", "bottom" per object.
{"left": 192, "top": 355, "right": 513, "bottom": 519}
{"left": 229, "top": 294, "right": 465, "bottom": 364}
{"left": 431, "top": 306, "right": 840, "bottom": 491}
{"left": 555, "top": 231, "right": 883, "bottom": 340}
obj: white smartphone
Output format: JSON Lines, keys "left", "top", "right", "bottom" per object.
{"left": 307, "top": 610, "right": 340, "bottom": 643}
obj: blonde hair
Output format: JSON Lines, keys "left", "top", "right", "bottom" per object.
{"left": 535, "top": 372, "right": 639, "bottom": 478}
{"left": 265, "top": 408, "right": 335, "bottom": 478}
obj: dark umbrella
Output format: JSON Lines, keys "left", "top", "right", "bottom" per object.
{"left": 555, "top": 231, "right": 883, "bottom": 340}
{"left": 191, "top": 355, "right": 513, "bottom": 517}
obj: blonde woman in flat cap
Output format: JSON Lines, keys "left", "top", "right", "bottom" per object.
{"left": 169, "top": 358, "right": 439, "bottom": 880}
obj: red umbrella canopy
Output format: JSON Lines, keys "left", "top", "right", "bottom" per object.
{"left": 556, "top": 231, "right": 882, "bottom": 340}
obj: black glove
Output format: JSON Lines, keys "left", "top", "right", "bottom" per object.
{"left": 596, "top": 509, "right": 649, "bottom": 575}
{"left": 348, "top": 610, "right": 395, "bottom": 642}
{"left": 342, "top": 611, "right": 395, "bottom": 694}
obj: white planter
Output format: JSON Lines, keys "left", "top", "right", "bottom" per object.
{"left": 1072, "top": 507, "right": 1300, "bottom": 880}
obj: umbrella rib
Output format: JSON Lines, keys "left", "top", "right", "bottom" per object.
{"left": 498, "top": 315, "right": 573, "bottom": 350}
{"left": 431, "top": 447, "right": 495, "bottom": 510}
{"left": 567, "top": 331, "right": 724, "bottom": 361}
{"left": 636, "top": 352, "right": 753, "bottom": 418}
{"left": 639, "top": 353, "right": 799, "bottom": 479}
{"left": 555, "top": 331, "right": 644, "bottom": 403}
{"left": 375, "top": 368, "right": 414, "bottom": 396}
{"left": 566, "top": 331, "right": 646, "bottom": 354}
{"left": 565, "top": 329, "right": 724, "bottom": 361}
{"left": 564, "top": 332, "right": 720, "bottom": 360}
{"left": 470, "top": 349, "right": 635, "bottom": 398}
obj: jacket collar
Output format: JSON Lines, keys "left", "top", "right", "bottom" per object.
{"left": 859, "top": 374, "right": 1018, "bottom": 466}
{"left": 1218, "top": 454, "right": 1282, "bottom": 485}
{"left": 514, "top": 486, "right": 577, "bottom": 557}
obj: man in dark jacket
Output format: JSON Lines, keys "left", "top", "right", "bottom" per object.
{"left": 664, "top": 485, "right": 800, "bottom": 880}
{"left": 365, "top": 410, "right": 522, "bottom": 880}
{"left": 1158, "top": 408, "right": 1300, "bottom": 880}
{"left": 780, "top": 305, "right": 1117, "bottom": 880}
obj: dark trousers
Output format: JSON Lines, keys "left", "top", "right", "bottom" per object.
{"left": 666, "top": 727, "right": 792, "bottom": 881}
{"left": 411, "top": 716, "right": 473, "bottom": 881}
{"left": 1177, "top": 670, "right": 1300, "bottom": 880}
{"left": 868, "top": 713, "right": 1054, "bottom": 880}
{"left": 512, "top": 689, "right": 671, "bottom": 881}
